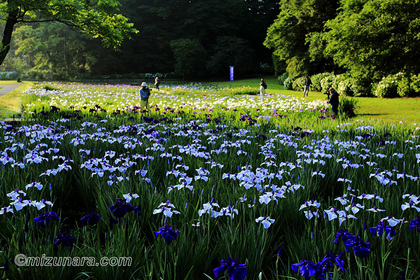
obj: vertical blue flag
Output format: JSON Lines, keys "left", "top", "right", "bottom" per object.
{"left": 230, "top": 66, "right": 234, "bottom": 81}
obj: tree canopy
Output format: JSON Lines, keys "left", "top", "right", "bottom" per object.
{"left": 264, "top": 0, "right": 420, "bottom": 88}
{"left": 0, "top": 0, "right": 137, "bottom": 66}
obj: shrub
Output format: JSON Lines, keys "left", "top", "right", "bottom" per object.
{"left": 5, "top": 71, "right": 18, "bottom": 80}
{"left": 373, "top": 73, "right": 402, "bottom": 98}
{"left": 411, "top": 74, "right": 420, "bottom": 96}
{"left": 277, "top": 72, "right": 289, "bottom": 86}
{"left": 397, "top": 74, "right": 412, "bottom": 97}
{"left": 335, "top": 75, "right": 355, "bottom": 97}
{"left": 292, "top": 76, "right": 305, "bottom": 91}
{"left": 338, "top": 97, "right": 358, "bottom": 118}
{"left": 320, "top": 74, "right": 335, "bottom": 93}
{"left": 311, "top": 72, "right": 331, "bottom": 92}
{"left": 283, "top": 76, "right": 293, "bottom": 90}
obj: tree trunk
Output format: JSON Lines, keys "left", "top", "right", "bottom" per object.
{"left": 0, "top": 4, "right": 19, "bottom": 66}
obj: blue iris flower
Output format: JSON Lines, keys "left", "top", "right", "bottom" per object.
{"left": 370, "top": 221, "right": 396, "bottom": 240}
{"left": 335, "top": 229, "right": 371, "bottom": 258}
{"left": 109, "top": 198, "right": 142, "bottom": 218}
{"left": 343, "top": 235, "right": 371, "bottom": 258}
{"left": 80, "top": 212, "right": 101, "bottom": 226}
{"left": 154, "top": 224, "right": 180, "bottom": 244}
{"left": 333, "top": 229, "right": 356, "bottom": 244}
{"left": 291, "top": 260, "right": 318, "bottom": 279}
{"left": 213, "top": 256, "right": 247, "bottom": 280}
{"left": 34, "top": 211, "right": 60, "bottom": 227}
{"left": 54, "top": 232, "right": 76, "bottom": 250}
{"left": 318, "top": 252, "right": 346, "bottom": 278}
{"left": 409, "top": 216, "right": 420, "bottom": 233}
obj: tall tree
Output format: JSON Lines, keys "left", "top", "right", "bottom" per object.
{"left": 324, "top": 0, "right": 420, "bottom": 82}
{"left": 0, "top": 0, "right": 137, "bottom": 66}
{"left": 12, "top": 23, "right": 94, "bottom": 77}
{"left": 263, "top": 0, "right": 340, "bottom": 78}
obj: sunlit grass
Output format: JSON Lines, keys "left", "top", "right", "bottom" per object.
{"left": 0, "top": 81, "right": 34, "bottom": 119}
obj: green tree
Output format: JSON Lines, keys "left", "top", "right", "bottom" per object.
{"left": 11, "top": 23, "right": 95, "bottom": 78}
{"left": 170, "top": 38, "right": 207, "bottom": 79}
{"left": 324, "top": 0, "right": 420, "bottom": 86}
{"left": 0, "top": 0, "right": 137, "bottom": 66}
{"left": 264, "top": 0, "right": 340, "bottom": 78}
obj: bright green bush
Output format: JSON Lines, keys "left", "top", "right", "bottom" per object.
{"left": 373, "top": 73, "right": 402, "bottom": 98}
{"left": 277, "top": 72, "right": 289, "bottom": 86}
{"left": 320, "top": 74, "right": 335, "bottom": 93}
{"left": 397, "top": 74, "right": 412, "bottom": 97}
{"left": 292, "top": 76, "right": 305, "bottom": 91}
{"left": 283, "top": 76, "right": 293, "bottom": 90}
{"left": 411, "top": 74, "right": 420, "bottom": 96}
{"left": 335, "top": 75, "right": 355, "bottom": 97}
{"left": 311, "top": 72, "right": 331, "bottom": 92}
{"left": 338, "top": 97, "right": 358, "bottom": 118}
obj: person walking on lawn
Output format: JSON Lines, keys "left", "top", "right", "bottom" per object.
{"left": 303, "top": 75, "right": 312, "bottom": 97}
{"left": 260, "top": 78, "right": 267, "bottom": 96}
{"left": 140, "top": 82, "right": 152, "bottom": 111}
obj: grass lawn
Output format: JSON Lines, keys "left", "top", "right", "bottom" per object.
{"left": 0, "top": 81, "right": 34, "bottom": 119}
{"left": 206, "top": 76, "right": 420, "bottom": 123}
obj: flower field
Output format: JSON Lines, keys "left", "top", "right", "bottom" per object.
{"left": 1, "top": 82, "right": 420, "bottom": 279}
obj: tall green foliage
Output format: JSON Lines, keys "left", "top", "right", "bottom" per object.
{"left": 169, "top": 39, "right": 207, "bottom": 79}
{"left": 264, "top": 0, "right": 340, "bottom": 78}
{"left": 0, "top": 0, "right": 137, "bottom": 66}
{"left": 324, "top": 0, "right": 420, "bottom": 87}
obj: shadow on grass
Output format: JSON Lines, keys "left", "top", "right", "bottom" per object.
{"left": 357, "top": 113, "right": 389, "bottom": 116}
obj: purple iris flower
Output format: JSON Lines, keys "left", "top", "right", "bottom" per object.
{"left": 154, "top": 224, "right": 180, "bottom": 245}
{"left": 334, "top": 229, "right": 356, "bottom": 244}
{"left": 370, "top": 221, "right": 396, "bottom": 240}
{"left": 213, "top": 256, "right": 247, "bottom": 280}
{"left": 344, "top": 235, "right": 371, "bottom": 258}
{"left": 34, "top": 211, "right": 60, "bottom": 227}
{"left": 291, "top": 259, "right": 318, "bottom": 279}
{"left": 109, "top": 198, "right": 142, "bottom": 218}
{"left": 54, "top": 232, "right": 76, "bottom": 250}
{"left": 409, "top": 216, "right": 420, "bottom": 233}
{"left": 335, "top": 229, "right": 371, "bottom": 258}
{"left": 318, "top": 252, "right": 346, "bottom": 278}
{"left": 80, "top": 212, "right": 101, "bottom": 226}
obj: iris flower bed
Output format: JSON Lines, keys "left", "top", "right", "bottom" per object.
{"left": 1, "top": 82, "right": 420, "bottom": 279}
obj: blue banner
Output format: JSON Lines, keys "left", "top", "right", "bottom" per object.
{"left": 229, "top": 66, "right": 234, "bottom": 81}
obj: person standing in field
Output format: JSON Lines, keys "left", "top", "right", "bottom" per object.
{"left": 154, "top": 76, "right": 160, "bottom": 91}
{"left": 328, "top": 88, "right": 339, "bottom": 117}
{"left": 260, "top": 78, "right": 267, "bottom": 96}
{"left": 140, "top": 82, "right": 152, "bottom": 111}
{"left": 303, "top": 75, "right": 312, "bottom": 97}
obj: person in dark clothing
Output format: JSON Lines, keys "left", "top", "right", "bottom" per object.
{"left": 303, "top": 76, "right": 312, "bottom": 97}
{"left": 327, "top": 88, "right": 339, "bottom": 116}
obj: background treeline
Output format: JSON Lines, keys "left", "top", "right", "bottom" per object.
{"left": 265, "top": 0, "right": 420, "bottom": 97}
{"left": 0, "top": 0, "right": 279, "bottom": 80}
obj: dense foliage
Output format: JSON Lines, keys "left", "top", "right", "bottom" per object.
{"left": 0, "top": 0, "right": 137, "bottom": 68}
{"left": 265, "top": 0, "right": 420, "bottom": 95}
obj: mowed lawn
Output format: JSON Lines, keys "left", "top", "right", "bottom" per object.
{"left": 0, "top": 78, "right": 419, "bottom": 123}
{"left": 212, "top": 77, "right": 420, "bottom": 123}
